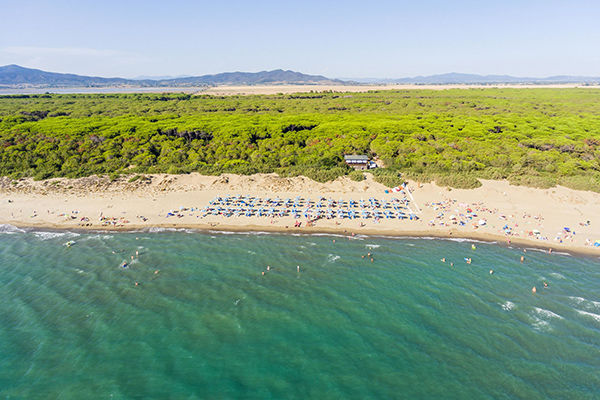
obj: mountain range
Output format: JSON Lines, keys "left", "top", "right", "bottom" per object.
{"left": 1, "top": 65, "right": 599, "bottom": 88}
{"left": 0, "top": 65, "right": 342, "bottom": 88}
{"left": 385, "top": 73, "right": 600, "bottom": 84}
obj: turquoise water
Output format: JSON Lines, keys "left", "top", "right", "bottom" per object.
{"left": 1, "top": 227, "right": 599, "bottom": 399}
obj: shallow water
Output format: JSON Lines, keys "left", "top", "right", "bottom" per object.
{"left": 1, "top": 227, "right": 599, "bottom": 399}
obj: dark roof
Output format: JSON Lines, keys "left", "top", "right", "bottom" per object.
{"left": 344, "top": 155, "right": 369, "bottom": 162}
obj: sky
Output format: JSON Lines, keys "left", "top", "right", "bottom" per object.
{"left": 1, "top": 0, "right": 599, "bottom": 79}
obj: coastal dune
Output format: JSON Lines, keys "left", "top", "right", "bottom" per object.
{"left": 1, "top": 173, "right": 599, "bottom": 255}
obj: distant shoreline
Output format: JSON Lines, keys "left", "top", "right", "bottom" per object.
{"left": 1, "top": 83, "right": 598, "bottom": 96}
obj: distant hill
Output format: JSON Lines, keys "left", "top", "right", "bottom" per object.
{"left": 158, "top": 69, "right": 340, "bottom": 85}
{"left": 339, "top": 73, "right": 600, "bottom": 84}
{"left": 388, "top": 72, "right": 600, "bottom": 85}
{"left": 0, "top": 64, "right": 142, "bottom": 87}
{"left": 0, "top": 65, "right": 343, "bottom": 88}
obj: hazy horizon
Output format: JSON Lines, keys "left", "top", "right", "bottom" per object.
{"left": 1, "top": 0, "right": 599, "bottom": 79}
{"left": 4, "top": 64, "right": 600, "bottom": 82}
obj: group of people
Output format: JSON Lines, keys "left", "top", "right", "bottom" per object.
{"left": 441, "top": 245, "right": 554, "bottom": 294}
{"left": 425, "top": 198, "right": 597, "bottom": 249}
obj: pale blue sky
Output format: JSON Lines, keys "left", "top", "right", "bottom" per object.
{"left": 1, "top": 0, "right": 599, "bottom": 78}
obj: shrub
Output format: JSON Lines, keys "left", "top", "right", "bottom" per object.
{"left": 371, "top": 168, "right": 403, "bottom": 187}
{"left": 348, "top": 170, "right": 365, "bottom": 181}
{"left": 434, "top": 174, "right": 482, "bottom": 189}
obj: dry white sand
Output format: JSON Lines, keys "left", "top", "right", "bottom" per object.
{"left": 1, "top": 173, "right": 599, "bottom": 256}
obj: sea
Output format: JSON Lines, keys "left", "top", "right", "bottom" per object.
{"left": 0, "top": 225, "right": 599, "bottom": 399}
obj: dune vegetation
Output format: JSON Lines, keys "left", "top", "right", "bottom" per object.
{"left": 0, "top": 88, "right": 599, "bottom": 190}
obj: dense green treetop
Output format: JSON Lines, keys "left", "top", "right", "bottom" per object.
{"left": 0, "top": 89, "right": 599, "bottom": 190}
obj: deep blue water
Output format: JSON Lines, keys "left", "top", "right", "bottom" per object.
{"left": 0, "top": 226, "right": 599, "bottom": 399}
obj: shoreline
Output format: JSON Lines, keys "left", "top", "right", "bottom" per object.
{"left": 2, "top": 173, "right": 599, "bottom": 259}
{"left": 4, "top": 220, "right": 599, "bottom": 258}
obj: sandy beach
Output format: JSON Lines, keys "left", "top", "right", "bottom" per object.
{"left": 1, "top": 173, "right": 599, "bottom": 256}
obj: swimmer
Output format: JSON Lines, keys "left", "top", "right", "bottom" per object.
{"left": 367, "top": 252, "right": 372, "bottom": 257}
{"left": 267, "top": 265, "right": 270, "bottom": 271}
{"left": 154, "top": 270, "right": 159, "bottom": 274}
{"left": 543, "top": 281, "right": 548, "bottom": 288}
{"left": 489, "top": 269, "right": 494, "bottom": 274}
{"left": 120, "top": 262, "right": 128, "bottom": 268}
{"left": 261, "top": 271, "right": 265, "bottom": 276}
{"left": 441, "top": 258, "right": 446, "bottom": 263}
{"left": 333, "top": 239, "right": 335, "bottom": 243}
{"left": 450, "top": 262, "right": 454, "bottom": 267}
{"left": 297, "top": 265, "right": 300, "bottom": 272}
{"left": 520, "top": 256, "right": 524, "bottom": 263}
{"left": 131, "top": 255, "right": 134, "bottom": 261}
{"left": 136, "top": 250, "right": 139, "bottom": 257}
{"left": 532, "top": 286, "right": 537, "bottom": 294}
{"left": 548, "top": 248, "right": 552, "bottom": 254}
{"left": 135, "top": 281, "right": 139, "bottom": 286}
{"left": 361, "top": 255, "right": 365, "bottom": 259}
{"left": 370, "top": 258, "right": 374, "bottom": 263}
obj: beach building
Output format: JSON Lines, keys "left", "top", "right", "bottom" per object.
{"left": 344, "top": 155, "right": 375, "bottom": 170}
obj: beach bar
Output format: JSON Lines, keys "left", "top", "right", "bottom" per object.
{"left": 344, "top": 155, "right": 370, "bottom": 170}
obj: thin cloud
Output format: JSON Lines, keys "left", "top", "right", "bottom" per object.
{"left": 2, "top": 46, "right": 128, "bottom": 58}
